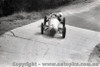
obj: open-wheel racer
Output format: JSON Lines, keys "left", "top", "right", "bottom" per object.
{"left": 41, "top": 12, "right": 66, "bottom": 38}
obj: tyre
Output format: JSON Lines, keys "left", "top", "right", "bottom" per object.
{"left": 44, "top": 16, "right": 47, "bottom": 25}
{"left": 62, "top": 18, "right": 65, "bottom": 27}
{"left": 62, "top": 26, "right": 66, "bottom": 38}
{"left": 41, "top": 23, "right": 44, "bottom": 34}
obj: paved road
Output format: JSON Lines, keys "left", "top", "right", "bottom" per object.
{"left": 0, "top": 1, "right": 100, "bottom": 67}
{"left": 61, "top": 0, "right": 100, "bottom": 32}
{"left": 65, "top": 5, "right": 100, "bottom": 32}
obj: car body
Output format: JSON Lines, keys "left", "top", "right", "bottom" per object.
{"left": 41, "top": 12, "right": 66, "bottom": 38}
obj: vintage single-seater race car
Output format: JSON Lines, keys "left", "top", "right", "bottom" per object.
{"left": 41, "top": 12, "right": 66, "bottom": 38}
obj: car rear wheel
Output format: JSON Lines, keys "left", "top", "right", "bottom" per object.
{"left": 63, "top": 18, "right": 65, "bottom": 27}
{"left": 44, "top": 16, "right": 47, "bottom": 25}
{"left": 62, "top": 26, "right": 66, "bottom": 38}
{"left": 41, "top": 23, "right": 44, "bottom": 34}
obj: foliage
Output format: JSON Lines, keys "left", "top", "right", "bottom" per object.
{"left": 0, "top": 0, "right": 80, "bottom": 17}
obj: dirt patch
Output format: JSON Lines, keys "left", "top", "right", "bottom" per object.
{"left": 88, "top": 43, "right": 100, "bottom": 63}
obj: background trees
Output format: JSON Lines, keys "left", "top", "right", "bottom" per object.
{"left": 0, "top": 0, "right": 76, "bottom": 17}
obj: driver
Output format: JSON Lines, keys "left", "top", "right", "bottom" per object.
{"left": 44, "top": 12, "right": 64, "bottom": 25}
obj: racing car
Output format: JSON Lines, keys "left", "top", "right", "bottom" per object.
{"left": 41, "top": 13, "right": 66, "bottom": 38}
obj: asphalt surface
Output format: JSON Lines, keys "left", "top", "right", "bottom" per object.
{"left": 0, "top": 0, "right": 100, "bottom": 67}
{"left": 65, "top": 5, "right": 100, "bottom": 32}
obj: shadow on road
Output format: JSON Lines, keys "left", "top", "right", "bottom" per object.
{"left": 35, "top": 32, "right": 63, "bottom": 39}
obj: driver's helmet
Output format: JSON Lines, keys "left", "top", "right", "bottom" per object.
{"left": 58, "top": 12, "right": 63, "bottom": 17}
